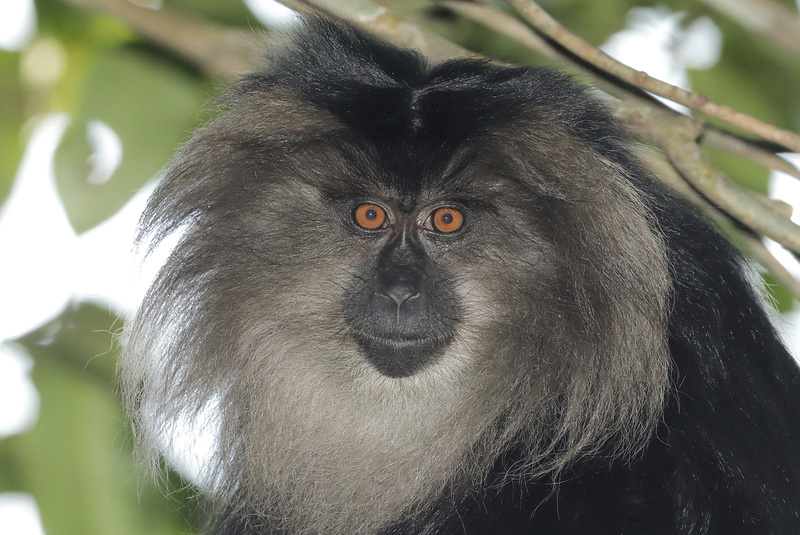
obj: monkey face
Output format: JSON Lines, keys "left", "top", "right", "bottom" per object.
{"left": 341, "top": 202, "right": 463, "bottom": 377}
{"left": 225, "top": 168, "right": 549, "bottom": 385}
{"left": 330, "top": 169, "right": 567, "bottom": 379}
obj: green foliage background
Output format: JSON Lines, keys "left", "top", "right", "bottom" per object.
{"left": 0, "top": 1, "right": 798, "bottom": 534}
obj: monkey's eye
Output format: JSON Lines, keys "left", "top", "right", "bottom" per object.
{"left": 354, "top": 204, "right": 388, "bottom": 230}
{"left": 425, "top": 207, "right": 464, "bottom": 234}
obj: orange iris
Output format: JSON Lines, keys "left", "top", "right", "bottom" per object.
{"left": 354, "top": 204, "right": 387, "bottom": 230}
{"left": 432, "top": 208, "right": 463, "bottom": 233}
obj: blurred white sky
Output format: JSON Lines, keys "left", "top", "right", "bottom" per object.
{"left": 0, "top": 1, "right": 799, "bottom": 534}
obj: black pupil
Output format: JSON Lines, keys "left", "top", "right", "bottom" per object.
{"left": 365, "top": 209, "right": 378, "bottom": 220}
{"left": 441, "top": 212, "right": 453, "bottom": 224}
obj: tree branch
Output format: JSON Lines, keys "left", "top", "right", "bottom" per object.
{"left": 617, "top": 102, "right": 800, "bottom": 253}
{"left": 636, "top": 148, "right": 800, "bottom": 301}
{"left": 503, "top": 0, "right": 800, "bottom": 153}
{"left": 441, "top": 0, "right": 798, "bottom": 179}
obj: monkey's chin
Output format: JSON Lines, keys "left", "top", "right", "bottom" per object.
{"left": 354, "top": 335, "right": 450, "bottom": 378}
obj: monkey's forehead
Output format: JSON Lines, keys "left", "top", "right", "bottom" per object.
{"left": 223, "top": 16, "right": 629, "bottom": 198}
{"left": 242, "top": 18, "right": 579, "bottom": 139}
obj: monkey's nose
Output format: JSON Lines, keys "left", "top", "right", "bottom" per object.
{"left": 371, "top": 267, "right": 430, "bottom": 332}
{"left": 379, "top": 287, "right": 420, "bottom": 307}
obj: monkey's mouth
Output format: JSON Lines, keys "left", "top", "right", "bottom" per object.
{"left": 353, "top": 333, "right": 451, "bottom": 378}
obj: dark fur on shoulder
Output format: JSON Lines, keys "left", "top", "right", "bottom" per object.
{"left": 121, "top": 16, "right": 800, "bottom": 535}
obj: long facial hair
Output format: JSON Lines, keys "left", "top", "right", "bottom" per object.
{"left": 120, "top": 18, "right": 672, "bottom": 535}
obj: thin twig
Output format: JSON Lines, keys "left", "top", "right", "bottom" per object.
{"left": 702, "top": 127, "right": 800, "bottom": 183}
{"left": 441, "top": 0, "right": 559, "bottom": 62}
{"left": 64, "top": 0, "right": 262, "bottom": 80}
{"left": 276, "top": 0, "right": 473, "bottom": 59}
{"left": 503, "top": 0, "right": 800, "bottom": 153}
{"left": 701, "top": 0, "right": 800, "bottom": 59}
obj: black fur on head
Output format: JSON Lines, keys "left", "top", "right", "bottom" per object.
{"left": 121, "top": 15, "right": 800, "bottom": 535}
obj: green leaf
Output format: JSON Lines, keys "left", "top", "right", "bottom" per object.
{"left": 0, "top": 303, "right": 196, "bottom": 535}
{"left": 54, "top": 45, "right": 208, "bottom": 233}
{"left": 0, "top": 52, "right": 26, "bottom": 206}
{"left": 166, "top": 0, "right": 255, "bottom": 27}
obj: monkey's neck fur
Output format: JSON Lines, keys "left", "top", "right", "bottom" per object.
{"left": 182, "top": 301, "right": 661, "bottom": 535}
{"left": 216, "top": 326, "right": 520, "bottom": 534}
